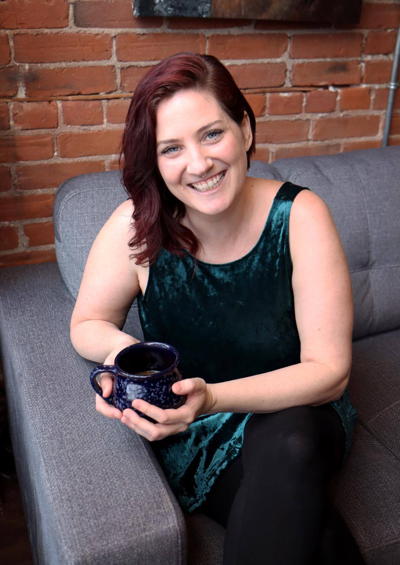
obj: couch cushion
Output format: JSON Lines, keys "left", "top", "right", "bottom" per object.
{"left": 335, "top": 422, "right": 400, "bottom": 565}
{"left": 54, "top": 171, "right": 128, "bottom": 299}
{"left": 272, "top": 146, "right": 400, "bottom": 339}
{"left": 350, "top": 328, "right": 400, "bottom": 452}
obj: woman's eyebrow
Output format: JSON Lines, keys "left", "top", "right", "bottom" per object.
{"left": 157, "top": 120, "right": 224, "bottom": 147}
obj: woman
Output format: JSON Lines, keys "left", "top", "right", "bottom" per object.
{"left": 71, "top": 52, "right": 363, "bottom": 564}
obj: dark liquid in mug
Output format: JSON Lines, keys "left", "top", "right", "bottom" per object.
{"left": 134, "top": 369, "right": 159, "bottom": 376}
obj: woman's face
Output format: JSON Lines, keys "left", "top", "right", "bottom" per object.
{"left": 156, "top": 88, "right": 252, "bottom": 220}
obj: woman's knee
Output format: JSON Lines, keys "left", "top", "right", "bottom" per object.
{"left": 242, "top": 406, "right": 339, "bottom": 475}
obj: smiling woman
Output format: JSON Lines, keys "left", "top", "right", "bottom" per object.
{"left": 122, "top": 53, "right": 256, "bottom": 265}
{"left": 70, "top": 53, "right": 364, "bottom": 564}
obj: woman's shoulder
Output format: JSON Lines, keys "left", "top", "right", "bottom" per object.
{"left": 94, "top": 199, "right": 135, "bottom": 252}
{"left": 111, "top": 198, "right": 134, "bottom": 219}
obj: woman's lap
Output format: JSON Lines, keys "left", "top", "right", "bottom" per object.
{"left": 198, "top": 404, "right": 364, "bottom": 564}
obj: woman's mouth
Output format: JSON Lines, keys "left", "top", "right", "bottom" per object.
{"left": 188, "top": 171, "right": 226, "bottom": 193}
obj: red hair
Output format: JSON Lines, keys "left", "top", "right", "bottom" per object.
{"left": 121, "top": 52, "right": 256, "bottom": 265}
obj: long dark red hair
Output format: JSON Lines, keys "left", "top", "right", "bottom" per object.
{"left": 122, "top": 52, "right": 256, "bottom": 265}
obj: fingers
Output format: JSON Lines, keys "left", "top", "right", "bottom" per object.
{"left": 172, "top": 377, "right": 205, "bottom": 396}
{"left": 95, "top": 373, "right": 121, "bottom": 419}
{"left": 121, "top": 406, "right": 189, "bottom": 441}
{"left": 98, "top": 373, "right": 113, "bottom": 397}
{"left": 95, "top": 394, "right": 122, "bottom": 419}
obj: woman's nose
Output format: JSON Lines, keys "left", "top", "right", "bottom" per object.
{"left": 186, "top": 146, "right": 213, "bottom": 177}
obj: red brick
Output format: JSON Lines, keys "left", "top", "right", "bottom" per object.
{"left": 105, "top": 158, "right": 121, "bottom": 171}
{"left": 0, "top": 66, "right": 19, "bottom": 97}
{"left": 229, "top": 63, "right": 286, "bottom": 89}
{"left": 364, "top": 60, "right": 392, "bottom": 84}
{"left": 312, "top": 115, "right": 381, "bottom": 140}
{"left": 256, "top": 119, "right": 310, "bottom": 143}
{"left": 339, "top": 87, "right": 371, "bottom": 110}
{"left": 208, "top": 34, "right": 287, "bottom": 60}
{"left": 116, "top": 33, "right": 206, "bottom": 62}
{"left": 274, "top": 143, "right": 341, "bottom": 160}
{"left": 388, "top": 134, "right": 400, "bottom": 147}
{"left": 16, "top": 160, "right": 105, "bottom": 190}
{"left": 25, "top": 66, "right": 116, "bottom": 98}
{"left": 0, "top": 248, "right": 56, "bottom": 267}
{"left": 365, "top": 30, "right": 397, "bottom": 55}
{"left": 373, "top": 88, "right": 400, "bottom": 110}
{"left": 245, "top": 94, "right": 266, "bottom": 118}
{"left": 13, "top": 101, "right": 58, "bottom": 130}
{"left": 106, "top": 98, "right": 130, "bottom": 124}
{"left": 0, "top": 133, "right": 54, "bottom": 163}
{"left": 0, "top": 166, "right": 12, "bottom": 191}
{"left": 292, "top": 61, "right": 361, "bottom": 86}
{"left": 291, "top": 33, "right": 362, "bottom": 59}
{"left": 0, "top": 0, "right": 69, "bottom": 29}
{"left": 0, "top": 193, "right": 54, "bottom": 221}
{"left": 74, "top": 0, "right": 162, "bottom": 28}
{"left": 356, "top": 3, "right": 400, "bottom": 29}
{"left": 58, "top": 129, "right": 123, "bottom": 158}
{"left": 0, "top": 103, "right": 9, "bottom": 130}
{"left": 62, "top": 100, "right": 103, "bottom": 126}
{"left": 389, "top": 114, "right": 400, "bottom": 136}
{"left": 120, "top": 65, "right": 152, "bottom": 92}
{"left": 0, "top": 225, "right": 19, "bottom": 251}
{"left": 0, "top": 34, "right": 10, "bottom": 64}
{"left": 253, "top": 146, "right": 270, "bottom": 162}
{"left": 14, "top": 33, "right": 112, "bottom": 63}
{"left": 268, "top": 92, "right": 303, "bottom": 115}
{"left": 23, "top": 221, "right": 54, "bottom": 246}
{"left": 342, "top": 139, "right": 381, "bottom": 152}
{"left": 305, "top": 90, "right": 337, "bottom": 113}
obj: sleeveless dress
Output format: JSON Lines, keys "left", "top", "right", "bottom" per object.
{"left": 137, "top": 181, "right": 357, "bottom": 513}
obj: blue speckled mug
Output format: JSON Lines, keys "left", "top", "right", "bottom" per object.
{"left": 89, "top": 342, "right": 185, "bottom": 415}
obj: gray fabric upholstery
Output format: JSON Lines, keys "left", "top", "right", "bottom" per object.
{"left": 272, "top": 147, "right": 400, "bottom": 340}
{"left": 0, "top": 263, "right": 188, "bottom": 565}
{"left": 54, "top": 171, "right": 128, "bottom": 300}
{"left": 1, "top": 146, "right": 400, "bottom": 564}
{"left": 335, "top": 330, "right": 400, "bottom": 561}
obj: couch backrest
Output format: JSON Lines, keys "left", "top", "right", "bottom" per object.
{"left": 272, "top": 146, "right": 400, "bottom": 339}
{"left": 55, "top": 147, "right": 400, "bottom": 340}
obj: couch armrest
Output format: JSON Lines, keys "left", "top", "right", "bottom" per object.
{"left": 0, "top": 263, "right": 186, "bottom": 565}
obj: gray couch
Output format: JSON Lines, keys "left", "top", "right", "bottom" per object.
{"left": 1, "top": 146, "right": 400, "bottom": 565}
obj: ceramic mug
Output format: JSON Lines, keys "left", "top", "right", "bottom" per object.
{"left": 89, "top": 342, "right": 185, "bottom": 415}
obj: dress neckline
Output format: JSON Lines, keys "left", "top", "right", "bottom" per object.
{"left": 185, "top": 181, "right": 289, "bottom": 268}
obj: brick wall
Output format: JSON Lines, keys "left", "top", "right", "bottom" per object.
{"left": 0, "top": 0, "right": 399, "bottom": 267}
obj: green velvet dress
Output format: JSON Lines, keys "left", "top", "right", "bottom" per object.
{"left": 137, "top": 181, "right": 357, "bottom": 513}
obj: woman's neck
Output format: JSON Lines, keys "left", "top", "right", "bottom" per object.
{"left": 183, "top": 178, "right": 276, "bottom": 264}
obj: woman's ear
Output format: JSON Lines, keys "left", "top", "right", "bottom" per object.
{"left": 241, "top": 112, "right": 253, "bottom": 152}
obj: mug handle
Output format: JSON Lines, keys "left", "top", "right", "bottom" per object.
{"left": 89, "top": 365, "right": 117, "bottom": 405}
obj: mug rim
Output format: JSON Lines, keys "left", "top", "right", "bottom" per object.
{"left": 114, "top": 341, "right": 179, "bottom": 380}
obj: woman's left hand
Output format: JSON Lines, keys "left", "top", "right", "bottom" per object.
{"left": 120, "top": 378, "right": 215, "bottom": 441}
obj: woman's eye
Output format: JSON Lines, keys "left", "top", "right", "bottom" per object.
{"left": 204, "top": 129, "right": 224, "bottom": 142}
{"left": 161, "top": 145, "right": 180, "bottom": 156}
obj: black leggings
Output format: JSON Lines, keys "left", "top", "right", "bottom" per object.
{"left": 200, "top": 405, "right": 364, "bottom": 565}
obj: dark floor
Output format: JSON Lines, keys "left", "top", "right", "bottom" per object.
{"left": 0, "top": 376, "right": 34, "bottom": 564}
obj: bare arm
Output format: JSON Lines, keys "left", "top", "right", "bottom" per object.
{"left": 70, "top": 199, "right": 142, "bottom": 364}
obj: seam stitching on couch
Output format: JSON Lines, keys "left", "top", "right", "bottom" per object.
{"left": 358, "top": 420, "right": 400, "bottom": 464}
{"left": 351, "top": 264, "right": 400, "bottom": 274}
{"left": 368, "top": 399, "right": 400, "bottom": 426}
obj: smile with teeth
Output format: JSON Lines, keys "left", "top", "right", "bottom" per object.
{"left": 189, "top": 171, "right": 226, "bottom": 192}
